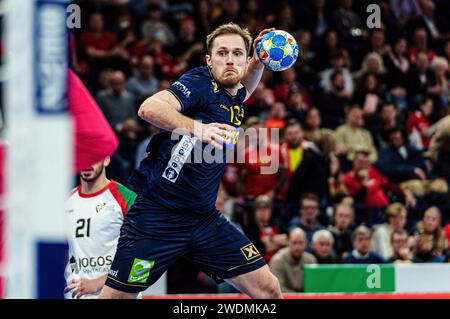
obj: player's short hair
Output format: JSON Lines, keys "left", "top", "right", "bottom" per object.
{"left": 206, "top": 23, "right": 253, "bottom": 56}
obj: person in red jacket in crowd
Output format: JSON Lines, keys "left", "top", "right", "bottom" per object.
{"left": 444, "top": 223, "right": 450, "bottom": 245}
{"left": 343, "top": 150, "right": 416, "bottom": 206}
{"left": 238, "top": 116, "right": 287, "bottom": 201}
{"left": 78, "top": 12, "right": 129, "bottom": 71}
{"left": 407, "top": 96, "right": 436, "bottom": 150}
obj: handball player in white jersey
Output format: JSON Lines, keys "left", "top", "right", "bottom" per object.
{"left": 64, "top": 156, "right": 137, "bottom": 298}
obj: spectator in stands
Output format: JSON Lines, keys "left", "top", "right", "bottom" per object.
{"left": 213, "top": 0, "right": 243, "bottom": 27}
{"left": 353, "top": 52, "right": 387, "bottom": 82}
{"left": 319, "top": 49, "right": 354, "bottom": 97}
{"left": 342, "top": 225, "right": 387, "bottom": 264}
{"left": 426, "top": 113, "right": 450, "bottom": 186}
{"left": 281, "top": 119, "right": 305, "bottom": 176}
{"left": 372, "top": 203, "right": 409, "bottom": 259}
{"left": 412, "top": 0, "right": 444, "bottom": 43}
{"left": 331, "top": 0, "right": 366, "bottom": 42}
{"left": 375, "top": 103, "right": 406, "bottom": 147}
{"left": 275, "top": 68, "right": 312, "bottom": 108}
{"left": 298, "top": 0, "right": 332, "bottom": 39}
{"left": 408, "top": 26, "right": 436, "bottom": 64}
{"left": 244, "top": 82, "right": 275, "bottom": 118}
{"left": 328, "top": 154, "right": 349, "bottom": 203}
{"left": 238, "top": 117, "right": 287, "bottom": 201}
{"left": 317, "top": 69, "right": 352, "bottom": 129}
{"left": 79, "top": 12, "right": 129, "bottom": 74}
{"left": 277, "top": 119, "right": 304, "bottom": 203}
{"left": 141, "top": 3, "right": 176, "bottom": 47}
{"left": 269, "top": 228, "right": 317, "bottom": 293}
{"left": 389, "top": 229, "right": 413, "bottom": 263}
{"left": 287, "top": 87, "right": 311, "bottom": 120}
{"left": 288, "top": 193, "right": 325, "bottom": 247}
{"left": 195, "top": 0, "right": 214, "bottom": 40}
{"left": 385, "top": 37, "right": 410, "bottom": 89}
{"left": 390, "top": 0, "right": 422, "bottom": 29}
{"left": 126, "top": 55, "right": 159, "bottom": 104}
{"left": 96, "top": 70, "right": 138, "bottom": 135}
{"left": 303, "top": 107, "right": 326, "bottom": 143}
{"left": 407, "top": 96, "right": 436, "bottom": 150}
{"left": 118, "top": 27, "right": 151, "bottom": 69}
{"left": 294, "top": 30, "right": 317, "bottom": 85}
{"left": 412, "top": 206, "right": 446, "bottom": 262}
{"left": 287, "top": 130, "right": 336, "bottom": 203}
{"left": 343, "top": 151, "right": 416, "bottom": 206}
{"left": 170, "top": 16, "right": 205, "bottom": 69}
{"left": 314, "top": 29, "right": 346, "bottom": 71}
{"left": 444, "top": 223, "right": 450, "bottom": 248}
{"left": 243, "top": 195, "right": 288, "bottom": 263}
{"left": 328, "top": 203, "right": 354, "bottom": 258}
{"left": 367, "top": 29, "right": 391, "bottom": 59}
{"left": 311, "top": 229, "right": 341, "bottom": 263}
{"left": 406, "top": 50, "right": 435, "bottom": 100}
{"left": 274, "top": 2, "right": 298, "bottom": 33}
{"left": 352, "top": 72, "right": 384, "bottom": 111}
{"left": 335, "top": 105, "right": 378, "bottom": 164}
{"left": 264, "top": 102, "right": 286, "bottom": 130}
{"left": 378, "top": 127, "right": 429, "bottom": 185}
{"left": 429, "top": 56, "right": 450, "bottom": 110}
{"left": 241, "top": 0, "right": 265, "bottom": 36}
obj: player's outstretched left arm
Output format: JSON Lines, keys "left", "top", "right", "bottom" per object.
{"left": 241, "top": 28, "right": 275, "bottom": 101}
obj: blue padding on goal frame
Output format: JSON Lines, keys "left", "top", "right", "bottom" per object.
{"left": 37, "top": 241, "right": 68, "bottom": 299}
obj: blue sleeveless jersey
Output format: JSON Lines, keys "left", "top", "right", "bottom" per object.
{"left": 129, "top": 66, "right": 246, "bottom": 214}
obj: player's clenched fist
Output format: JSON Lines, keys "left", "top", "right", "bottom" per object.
{"left": 197, "top": 122, "right": 236, "bottom": 149}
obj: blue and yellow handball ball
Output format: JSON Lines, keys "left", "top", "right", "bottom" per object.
{"left": 256, "top": 30, "right": 299, "bottom": 72}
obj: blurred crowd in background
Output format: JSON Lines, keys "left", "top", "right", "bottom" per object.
{"left": 60, "top": 0, "right": 450, "bottom": 293}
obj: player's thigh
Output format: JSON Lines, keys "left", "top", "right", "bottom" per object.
{"left": 105, "top": 198, "right": 191, "bottom": 294}
{"left": 97, "top": 285, "right": 138, "bottom": 299}
{"left": 225, "top": 265, "right": 282, "bottom": 299}
{"left": 189, "top": 212, "right": 267, "bottom": 283}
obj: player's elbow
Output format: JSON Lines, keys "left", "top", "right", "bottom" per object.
{"left": 138, "top": 101, "right": 155, "bottom": 121}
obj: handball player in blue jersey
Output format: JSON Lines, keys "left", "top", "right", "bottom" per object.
{"left": 98, "top": 23, "right": 282, "bottom": 299}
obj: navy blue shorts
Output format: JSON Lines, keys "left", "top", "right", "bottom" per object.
{"left": 105, "top": 196, "right": 266, "bottom": 293}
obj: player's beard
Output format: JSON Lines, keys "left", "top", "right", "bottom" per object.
{"left": 212, "top": 67, "right": 241, "bottom": 88}
{"left": 80, "top": 164, "right": 104, "bottom": 183}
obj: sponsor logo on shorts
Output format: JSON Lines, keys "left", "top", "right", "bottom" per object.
{"left": 108, "top": 269, "right": 118, "bottom": 277}
{"left": 240, "top": 243, "right": 261, "bottom": 261}
{"left": 128, "top": 258, "right": 155, "bottom": 283}
{"left": 162, "top": 135, "right": 197, "bottom": 183}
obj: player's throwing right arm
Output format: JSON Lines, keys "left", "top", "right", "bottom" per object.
{"left": 138, "top": 90, "right": 235, "bottom": 149}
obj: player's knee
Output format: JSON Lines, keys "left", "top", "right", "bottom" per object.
{"left": 260, "top": 274, "right": 282, "bottom": 299}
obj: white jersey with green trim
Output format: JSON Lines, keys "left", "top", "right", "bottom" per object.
{"left": 64, "top": 180, "right": 136, "bottom": 297}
